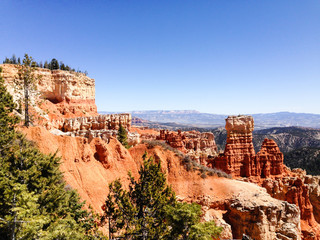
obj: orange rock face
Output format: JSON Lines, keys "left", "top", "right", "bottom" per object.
{"left": 262, "top": 172, "right": 320, "bottom": 239}
{"left": 210, "top": 115, "right": 284, "bottom": 178}
{"left": 156, "top": 129, "right": 218, "bottom": 164}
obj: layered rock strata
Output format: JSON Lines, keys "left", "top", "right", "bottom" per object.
{"left": 157, "top": 129, "right": 217, "bottom": 163}
{"left": 62, "top": 114, "right": 132, "bottom": 132}
{"left": 1, "top": 63, "right": 97, "bottom": 118}
{"left": 210, "top": 115, "right": 284, "bottom": 178}
{"left": 262, "top": 169, "right": 320, "bottom": 239}
{"left": 58, "top": 114, "right": 139, "bottom": 145}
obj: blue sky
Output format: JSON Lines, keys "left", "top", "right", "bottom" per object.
{"left": 1, "top": 1, "right": 319, "bottom": 114}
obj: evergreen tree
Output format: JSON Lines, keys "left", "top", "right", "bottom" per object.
{"left": 50, "top": 58, "right": 59, "bottom": 70}
{"left": 117, "top": 124, "right": 130, "bottom": 149}
{"left": 15, "top": 54, "right": 38, "bottom": 127}
{"left": 102, "top": 154, "right": 176, "bottom": 239}
{"left": 0, "top": 68, "right": 104, "bottom": 239}
{"left": 10, "top": 55, "right": 17, "bottom": 64}
{"left": 0, "top": 67, "right": 19, "bottom": 152}
{"left": 164, "top": 202, "right": 222, "bottom": 240}
{"left": 43, "top": 61, "right": 49, "bottom": 69}
{"left": 102, "top": 154, "right": 223, "bottom": 240}
{"left": 60, "top": 62, "right": 66, "bottom": 70}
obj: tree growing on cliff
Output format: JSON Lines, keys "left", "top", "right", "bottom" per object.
{"left": 117, "top": 124, "right": 130, "bottom": 149}
{"left": 14, "top": 54, "right": 40, "bottom": 127}
{"left": 102, "top": 153, "right": 222, "bottom": 240}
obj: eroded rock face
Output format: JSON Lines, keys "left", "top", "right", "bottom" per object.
{"left": 189, "top": 182, "right": 302, "bottom": 240}
{"left": 211, "top": 115, "right": 284, "bottom": 178}
{"left": 257, "top": 139, "right": 284, "bottom": 177}
{"left": 62, "top": 114, "right": 132, "bottom": 132}
{"left": 1, "top": 64, "right": 97, "bottom": 117}
{"left": 156, "top": 129, "right": 218, "bottom": 163}
{"left": 224, "top": 190, "right": 301, "bottom": 240}
{"left": 56, "top": 114, "right": 138, "bottom": 145}
{"left": 262, "top": 170, "right": 320, "bottom": 239}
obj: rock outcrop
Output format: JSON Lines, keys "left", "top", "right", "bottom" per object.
{"left": 224, "top": 190, "right": 301, "bottom": 240}
{"left": 262, "top": 169, "right": 320, "bottom": 239}
{"left": 156, "top": 129, "right": 218, "bottom": 163}
{"left": 210, "top": 115, "right": 285, "bottom": 178}
{"left": 1, "top": 64, "right": 97, "bottom": 119}
{"left": 62, "top": 114, "right": 132, "bottom": 132}
{"left": 57, "top": 114, "right": 139, "bottom": 144}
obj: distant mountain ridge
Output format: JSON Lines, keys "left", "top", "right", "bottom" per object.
{"left": 99, "top": 110, "right": 320, "bottom": 129}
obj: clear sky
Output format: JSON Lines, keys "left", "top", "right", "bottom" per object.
{"left": 1, "top": 1, "right": 319, "bottom": 114}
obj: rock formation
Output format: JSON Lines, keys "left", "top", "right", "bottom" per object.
{"left": 1, "top": 64, "right": 139, "bottom": 145}
{"left": 1, "top": 64, "right": 97, "bottom": 117}
{"left": 62, "top": 114, "right": 132, "bottom": 132}
{"left": 262, "top": 169, "right": 320, "bottom": 239}
{"left": 210, "top": 115, "right": 284, "bottom": 178}
{"left": 59, "top": 114, "right": 138, "bottom": 144}
{"left": 224, "top": 190, "right": 301, "bottom": 240}
{"left": 156, "top": 129, "right": 217, "bottom": 163}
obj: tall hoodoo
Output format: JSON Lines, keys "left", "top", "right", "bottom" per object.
{"left": 211, "top": 115, "right": 284, "bottom": 178}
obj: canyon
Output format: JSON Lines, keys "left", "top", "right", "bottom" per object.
{"left": 2, "top": 63, "right": 320, "bottom": 239}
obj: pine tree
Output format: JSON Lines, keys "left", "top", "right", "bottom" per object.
{"left": 102, "top": 154, "right": 176, "bottom": 239}
{"left": 14, "top": 54, "right": 40, "bottom": 127}
{"left": 43, "top": 61, "right": 49, "bottom": 69}
{"left": 50, "top": 58, "right": 59, "bottom": 70}
{"left": 117, "top": 124, "right": 130, "bottom": 149}
{"left": 164, "top": 202, "right": 222, "bottom": 240}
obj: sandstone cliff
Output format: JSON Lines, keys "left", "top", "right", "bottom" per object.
{"left": 1, "top": 63, "right": 97, "bottom": 122}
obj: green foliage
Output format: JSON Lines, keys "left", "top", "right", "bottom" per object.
{"left": 0, "top": 67, "right": 19, "bottom": 150}
{"left": 0, "top": 70, "right": 104, "bottom": 239}
{"left": 15, "top": 54, "right": 39, "bottom": 127}
{"left": 117, "top": 124, "right": 130, "bottom": 149}
{"left": 102, "top": 155, "right": 176, "bottom": 239}
{"left": 3, "top": 54, "right": 87, "bottom": 75}
{"left": 102, "top": 154, "right": 222, "bottom": 240}
{"left": 164, "top": 202, "right": 222, "bottom": 240}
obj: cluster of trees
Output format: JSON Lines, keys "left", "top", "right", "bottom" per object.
{"left": 3, "top": 54, "right": 88, "bottom": 75}
{"left": 0, "top": 66, "right": 104, "bottom": 239}
{"left": 102, "top": 153, "right": 222, "bottom": 239}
